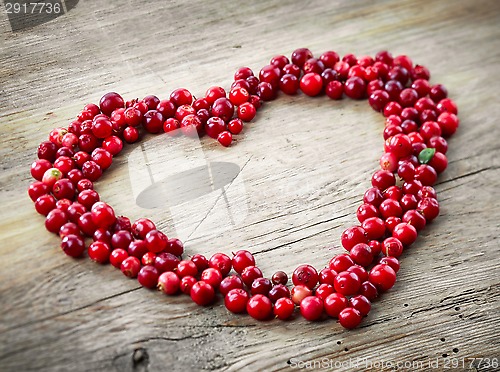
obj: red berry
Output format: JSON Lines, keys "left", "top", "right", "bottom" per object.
{"left": 349, "top": 295, "right": 371, "bottom": 316}
{"left": 217, "top": 131, "right": 233, "bottom": 147}
{"left": 138, "top": 265, "right": 159, "bottom": 289}
{"left": 324, "top": 293, "right": 348, "bottom": 318}
{"left": 329, "top": 254, "right": 355, "bottom": 272}
{"left": 88, "top": 241, "right": 111, "bottom": 264}
{"left": 292, "top": 264, "right": 319, "bottom": 290}
{"left": 190, "top": 281, "right": 215, "bottom": 306}
{"left": 145, "top": 229, "right": 168, "bottom": 253}
{"left": 274, "top": 297, "right": 295, "bottom": 320}
{"left": 315, "top": 283, "right": 335, "bottom": 301}
{"left": 334, "top": 271, "right": 361, "bottom": 296}
{"left": 99, "top": 92, "right": 124, "bottom": 116}
{"left": 300, "top": 296, "right": 323, "bottom": 321}
{"left": 205, "top": 117, "right": 226, "bottom": 139}
{"left": 290, "top": 285, "right": 313, "bottom": 305}
{"left": 166, "top": 238, "right": 184, "bottom": 257}
{"left": 45, "top": 208, "right": 68, "bottom": 233}
{"left": 224, "top": 288, "right": 249, "bottom": 313}
{"left": 344, "top": 76, "right": 366, "bottom": 99}
{"left": 35, "top": 194, "right": 57, "bottom": 216}
{"left": 219, "top": 275, "right": 244, "bottom": 297}
{"left": 132, "top": 218, "right": 156, "bottom": 239}
{"left": 154, "top": 252, "right": 180, "bottom": 273}
{"left": 338, "top": 307, "right": 363, "bottom": 329}
{"left": 232, "top": 250, "right": 255, "bottom": 274}
{"left": 382, "top": 237, "right": 404, "bottom": 257}
{"left": 349, "top": 243, "right": 373, "bottom": 267}
{"left": 180, "top": 276, "right": 197, "bottom": 295}
{"left": 110, "top": 248, "right": 128, "bottom": 268}
{"left": 237, "top": 102, "right": 257, "bottom": 122}
{"left": 121, "top": 256, "right": 141, "bottom": 278}
{"left": 157, "top": 271, "right": 180, "bottom": 295}
{"left": 268, "top": 284, "right": 291, "bottom": 302}
{"left": 61, "top": 234, "right": 85, "bottom": 258}
{"left": 228, "top": 118, "right": 244, "bottom": 134}
{"left": 251, "top": 277, "right": 272, "bottom": 296}
{"left": 246, "top": 294, "right": 273, "bottom": 321}
{"left": 191, "top": 254, "right": 209, "bottom": 272}
{"left": 300, "top": 73, "right": 323, "bottom": 97}
{"left": 91, "top": 202, "right": 116, "bottom": 229}
{"left": 170, "top": 88, "right": 193, "bottom": 106}
{"left": 369, "top": 264, "right": 397, "bottom": 292}
{"left": 200, "top": 268, "right": 223, "bottom": 289}
{"left": 271, "top": 270, "right": 288, "bottom": 285}
{"left": 141, "top": 251, "right": 157, "bottom": 266}
{"left": 392, "top": 222, "right": 418, "bottom": 246}
{"left": 176, "top": 260, "right": 198, "bottom": 278}
{"left": 341, "top": 226, "right": 368, "bottom": 251}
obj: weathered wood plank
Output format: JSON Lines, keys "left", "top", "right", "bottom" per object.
{"left": 1, "top": 0, "right": 499, "bottom": 371}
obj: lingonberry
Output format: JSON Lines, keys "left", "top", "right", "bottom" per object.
{"left": 268, "top": 284, "right": 291, "bottom": 302}
{"left": 91, "top": 202, "right": 116, "bottom": 229}
{"left": 132, "top": 218, "right": 156, "bottom": 239}
{"left": 66, "top": 202, "right": 86, "bottom": 224}
{"left": 359, "top": 281, "right": 378, "bottom": 301}
{"left": 329, "top": 254, "right": 355, "bottom": 272}
{"left": 176, "top": 260, "right": 198, "bottom": 278}
{"left": 237, "top": 102, "right": 257, "bottom": 122}
{"left": 142, "top": 251, "right": 157, "bottom": 266}
{"left": 145, "top": 229, "right": 168, "bottom": 253}
{"left": 349, "top": 243, "right": 374, "bottom": 267}
{"left": 228, "top": 118, "right": 244, "bottom": 134}
{"left": 88, "top": 241, "right": 111, "bottom": 264}
{"left": 138, "top": 265, "right": 160, "bottom": 289}
{"left": 190, "top": 281, "right": 215, "bottom": 306}
{"left": 180, "top": 276, "right": 197, "bottom": 295}
{"left": 157, "top": 271, "right": 180, "bottom": 295}
{"left": 378, "top": 256, "right": 400, "bottom": 273}
{"left": 274, "top": 297, "right": 295, "bottom": 320}
{"left": 225, "top": 288, "right": 249, "bottom": 314}
{"left": 363, "top": 187, "right": 384, "bottom": 207}
{"left": 28, "top": 181, "right": 50, "bottom": 202}
{"left": 334, "top": 271, "right": 361, "bottom": 296}
{"left": 382, "top": 237, "right": 404, "bottom": 257}
{"left": 292, "top": 264, "right": 319, "bottom": 289}
{"left": 121, "top": 256, "right": 141, "bottom": 278}
{"left": 300, "top": 73, "right": 323, "bottom": 97}
{"left": 201, "top": 268, "right": 223, "bottom": 289}
{"left": 324, "top": 293, "right": 348, "bottom": 318}
{"left": 45, "top": 208, "right": 68, "bottom": 234}
{"left": 379, "top": 199, "right": 403, "bottom": 219}
{"left": 361, "top": 217, "right": 386, "bottom": 240}
{"left": 356, "top": 203, "right": 380, "bottom": 223}
{"left": 319, "top": 268, "right": 337, "bottom": 286}
{"left": 315, "top": 283, "right": 335, "bottom": 301}
{"left": 344, "top": 76, "right": 366, "bottom": 99}
{"left": 170, "top": 88, "right": 193, "bottom": 106}
{"left": 59, "top": 222, "right": 81, "bottom": 239}
{"left": 81, "top": 161, "right": 102, "bottom": 182}
{"left": 219, "top": 275, "right": 244, "bottom": 297}
{"left": 271, "top": 270, "right": 288, "bottom": 285}
{"left": 247, "top": 294, "right": 273, "bottom": 321}
{"left": 110, "top": 248, "right": 129, "bottom": 268}
{"left": 349, "top": 295, "right": 371, "bottom": 316}
{"left": 35, "top": 194, "right": 57, "bottom": 216}
{"left": 217, "top": 131, "right": 233, "bottom": 147}
{"left": 191, "top": 254, "right": 209, "bottom": 272}
{"left": 251, "top": 277, "right": 272, "bottom": 296}
{"left": 154, "top": 252, "right": 180, "bottom": 273}
{"left": 232, "top": 250, "right": 255, "bottom": 274}
{"left": 205, "top": 117, "right": 226, "bottom": 139}
{"left": 166, "top": 238, "right": 184, "bottom": 257}
{"left": 300, "top": 296, "right": 324, "bottom": 321}
{"left": 60, "top": 234, "right": 86, "bottom": 258}
{"left": 341, "top": 226, "right": 368, "bottom": 251}
{"left": 392, "top": 222, "right": 418, "bottom": 247}
{"left": 123, "top": 126, "right": 139, "bottom": 143}
{"left": 338, "top": 307, "right": 363, "bottom": 329}
{"left": 279, "top": 74, "right": 300, "bottom": 95}
{"left": 369, "top": 264, "right": 397, "bottom": 292}
{"left": 291, "top": 284, "right": 313, "bottom": 305}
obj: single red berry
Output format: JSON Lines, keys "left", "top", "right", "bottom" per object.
{"left": 45, "top": 208, "right": 68, "bottom": 234}
{"left": 325, "top": 81, "right": 343, "bottom": 100}
{"left": 392, "top": 222, "right": 418, "bottom": 246}
{"left": 268, "top": 284, "right": 291, "bottom": 303}
{"left": 237, "top": 102, "right": 257, "bottom": 122}
{"left": 271, "top": 270, "right": 288, "bottom": 285}
{"left": 190, "top": 281, "right": 215, "bottom": 306}
{"left": 292, "top": 264, "right": 319, "bottom": 290}
{"left": 290, "top": 285, "right": 313, "bottom": 305}
{"left": 274, "top": 297, "right": 295, "bottom": 320}
{"left": 205, "top": 117, "right": 226, "bottom": 139}
{"left": 379, "top": 256, "right": 400, "bottom": 273}
{"left": 338, "top": 307, "right": 363, "bottom": 329}
{"left": 315, "top": 283, "right": 335, "bottom": 301}
{"left": 61, "top": 234, "right": 85, "bottom": 258}
{"left": 208, "top": 253, "right": 232, "bottom": 276}
{"left": 35, "top": 194, "right": 57, "bottom": 216}
{"left": 291, "top": 48, "right": 314, "bottom": 68}
{"left": 417, "top": 197, "right": 440, "bottom": 221}
{"left": 91, "top": 202, "right": 116, "bottom": 229}
{"left": 180, "top": 276, "right": 197, "bottom": 295}
{"left": 170, "top": 88, "right": 193, "bottom": 106}
{"left": 369, "top": 264, "right": 397, "bottom": 292}
{"left": 361, "top": 217, "right": 386, "bottom": 240}
{"left": 176, "top": 260, "right": 198, "bottom": 278}
{"left": 324, "top": 293, "right": 348, "bottom": 318}
{"left": 142, "top": 251, "right": 157, "bottom": 266}
{"left": 359, "top": 281, "right": 378, "bottom": 301}
{"left": 344, "top": 76, "right": 366, "bottom": 99}
{"left": 191, "top": 254, "right": 209, "bottom": 272}
{"left": 157, "top": 271, "right": 180, "bottom": 295}
{"left": 137, "top": 265, "right": 160, "bottom": 289}
{"left": 341, "top": 226, "right": 368, "bottom": 251}
{"left": 99, "top": 92, "right": 124, "bottom": 116}
{"left": 121, "top": 256, "right": 141, "bottom": 278}
{"left": 300, "top": 73, "right": 323, "bottom": 97}
{"left": 382, "top": 237, "right": 404, "bottom": 257}
{"left": 356, "top": 203, "right": 380, "bottom": 223}
{"left": 246, "top": 294, "right": 273, "bottom": 321}
{"left": 166, "top": 238, "right": 184, "bottom": 257}
{"left": 349, "top": 295, "right": 371, "bottom": 316}
{"left": 232, "top": 250, "right": 256, "bottom": 274}
{"left": 219, "top": 275, "right": 244, "bottom": 297}
{"left": 88, "top": 241, "right": 111, "bottom": 264}
{"left": 225, "top": 288, "right": 249, "bottom": 313}
{"left": 319, "top": 268, "right": 337, "bottom": 286}
{"left": 228, "top": 118, "right": 244, "bottom": 134}
{"left": 217, "top": 131, "right": 233, "bottom": 147}
{"left": 251, "top": 277, "right": 273, "bottom": 296}
{"left": 200, "top": 268, "right": 223, "bottom": 289}
{"left": 144, "top": 229, "right": 168, "bottom": 253}
{"left": 279, "top": 74, "right": 300, "bottom": 95}
{"left": 334, "top": 271, "right": 361, "bottom": 296}
{"left": 300, "top": 296, "right": 324, "bottom": 321}
{"left": 349, "top": 243, "right": 374, "bottom": 267}
{"left": 59, "top": 222, "right": 81, "bottom": 239}
{"left": 329, "top": 254, "right": 355, "bottom": 272}
{"left": 110, "top": 248, "right": 129, "bottom": 268}
{"left": 78, "top": 212, "right": 97, "bottom": 236}
{"left": 402, "top": 209, "right": 426, "bottom": 231}
{"left": 154, "top": 252, "right": 180, "bottom": 273}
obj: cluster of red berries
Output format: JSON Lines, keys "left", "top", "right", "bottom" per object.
{"left": 28, "top": 48, "right": 458, "bottom": 329}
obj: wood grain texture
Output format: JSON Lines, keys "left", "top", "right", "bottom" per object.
{"left": 1, "top": 0, "right": 500, "bottom": 371}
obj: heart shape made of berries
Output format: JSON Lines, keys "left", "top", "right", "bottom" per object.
{"left": 28, "top": 48, "right": 459, "bottom": 329}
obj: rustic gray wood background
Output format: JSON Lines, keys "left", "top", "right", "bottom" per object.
{"left": 1, "top": 0, "right": 499, "bottom": 371}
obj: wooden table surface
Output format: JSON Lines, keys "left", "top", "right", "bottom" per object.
{"left": 1, "top": 0, "right": 499, "bottom": 371}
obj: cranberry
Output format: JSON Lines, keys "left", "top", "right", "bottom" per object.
{"left": 268, "top": 284, "right": 290, "bottom": 302}
{"left": 110, "top": 248, "right": 128, "bottom": 268}
{"left": 205, "top": 86, "right": 226, "bottom": 105}
{"left": 359, "top": 281, "right": 378, "bottom": 301}
{"left": 154, "top": 252, "right": 180, "bottom": 273}
{"left": 225, "top": 288, "right": 249, "bottom": 313}
{"left": 177, "top": 260, "right": 198, "bottom": 278}
{"left": 123, "top": 127, "right": 139, "bottom": 143}
{"left": 219, "top": 275, "right": 244, "bottom": 296}
{"left": 356, "top": 203, "right": 380, "bottom": 223}
{"left": 132, "top": 218, "right": 156, "bottom": 239}
{"left": 329, "top": 254, "right": 355, "bottom": 272}
{"left": 180, "top": 276, "right": 197, "bottom": 295}
{"left": 338, "top": 307, "right": 363, "bottom": 329}
{"left": 191, "top": 254, "right": 209, "bottom": 272}
{"left": 274, "top": 297, "right": 295, "bottom": 320}
{"left": 91, "top": 202, "right": 116, "bottom": 229}
{"left": 205, "top": 117, "right": 226, "bottom": 139}
{"left": 28, "top": 181, "right": 50, "bottom": 202}
{"left": 324, "top": 293, "right": 348, "bottom": 318}
{"left": 325, "top": 81, "right": 343, "bottom": 100}
{"left": 341, "top": 226, "right": 368, "bottom": 251}
{"left": 369, "top": 264, "right": 397, "bottom": 292}
{"left": 379, "top": 256, "right": 401, "bottom": 273}
{"left": 190, "top": 281, "right": 215, "bottom": 306}
{"left": 251, "top": 277, "right": 272, "bottom": 296}
{"left": 291, "top": 285, "right": 313, "bottom": 305}
{"left": 279, "top": 74, "right": 300, "bottom": 95}
{"left": 246, "top": 294, "right": 273, "bottom": 321}
{"left": 211, "top": 98, "right": 234, "bottom": 122}
{"left": 145, "top": 229, "right": 168, "bottom": 253}
{"left": 300, "top": 73, "right": 323, "bottom": 96}
{"left": 60, "top": 234, "right": 85, "bottom": 258}
{"left": 257, "top": 81, "right": 276, "bottom": 101}
{"left": 45, "top": 208, "right": 68, "bottom": 233}
{"left": 363, "top": 187, "right": 384, "bottom": 207}
{"left": 228, "top": 118, "right": 244, "bottom": 134}
{"left": 292, "top": 264, "right": 319, "bottom": 289}
{"left": 217, "top": 131, "right": 233, "bottom": 147}
{"left": 237, "top": 102, "right": 257, "bottom": 122}
{"left": 38, "top": 141, "right": 58, "bottom": 162}
{"left": 271, "top": 270, "right": 288, "bottom": 285}
{"left": 349, "top": 243, "right": 373, "bottom": 267}
{"left": 319, "top": 268, "right": 337, "bottom": 286}
{"left": 361, "top": 217, "right": 385, "bottom": 240}
{"left": 300, "top": 296, "right": 323, "bottom": 321}
{"left": 138, "top": 265, "right": 159, "bottom": 289}
{"left": 111, "top": 230, "right": 133, "bottom": 250}
{"left": 35, "top": 194, "right": 57, "bottom": 216}
{"left": 320, "top": 50, "right": 340, "bottom": 68}
{"left": 315, "top": 283, "right": 335, "bottom": 301}
{"left": 121, "top": 256, "right": 141, "bottom": 278}
{"left": 158, "top": 271, "right": 180, "bottom": 295}
{"left": 334, "top": 271, "right": 361, "bottom": 296}
{"left": 66, "top": 202, "right": 86, "bottom": 223}
{"left": 88, "top": 241, "right": 111, "bottom": 264}
{"left": 259, "top": 64, "right": 281, "bottom": 89}
{"left": 142, "top": 252, "right": 156, "bottom": 266}
{"left": 93, "top": 228, "right": 112, "bottom": 245}
{"left": 232, "top": 250, "right": 255, "bottom": 274}
{"left": 99, "top": 92, "right": 124, "bottom": 116}
{"left": 201, "top": 268, "right": 223, "bottom": 288}
{"left": 382, "top": 237, "right": 404, "bottom": 257}
{"left": 81, "top": 161, "right": 102, "bottom": 182}
{"left": 344, "top": 76, "right": 366, "bottom": 99}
